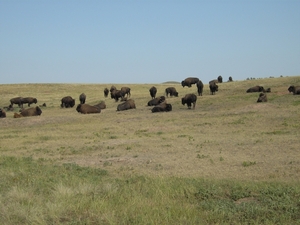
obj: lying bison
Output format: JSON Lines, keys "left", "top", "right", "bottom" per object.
{"left": 79, "top": 93, "right": 86, "bottom": 104}
{"left": 182, "top": 94, "right": 197, "bottom": 109}
{"left": 94, "top": 101, "right": 106, "bottom": 110}
{"left": 149, "top": 86, "right": 157, "bottom": 99}
{"left": 209, "top": 81, "right": 218, "bottom": 95}
{"left": 61, "top": 96, "right": 75, "bottom": 108}
{"left": 246, "top": 86, "right": 265, "bottom": 93}
{"left": 104, "top": 88, "right": 109, "bottom": 97}
{"left": 121, "top": 87, "right": 131, "bottom": 98}
{"left": 151, "top": 101, "right": 172, "bottom": 113}
{"left": 181, "top": 77, "right": 199, "bottom": 88}
{"left": 76, "top": 104, "right": 101, "bottom": 114}
{"left": 0, "top": 109, "right": 6, "bottom": 118}
{"left": 147, "top": 96, "right": 165, "bottom": 106}
{"left": 165, "top": 87, "right": 178, "bottom": 97}
{"left": 196, "top": 80, "right": 204, "bottom": 96}
{"left": 14, "top": 106, "right": 42, "bottom": 118}
{"left": 288, "top": 86, "right": 300, "bottom": 95}
{"left": 257, "top": 93, "right": 267, "bottom": 102}
{"left": 117, "top": 99, "right": 136, "bottom": 111}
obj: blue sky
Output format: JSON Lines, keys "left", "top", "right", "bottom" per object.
{"left": 1, "top": 0, "right": 299, "bottom": 84}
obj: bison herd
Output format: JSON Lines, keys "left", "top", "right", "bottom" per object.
{"left": 1, "top": 78, "right": 299, "bottom": 119}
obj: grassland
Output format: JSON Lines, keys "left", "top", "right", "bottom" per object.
{"left": 0, "top": 76, "right": 300, "bottom": 224}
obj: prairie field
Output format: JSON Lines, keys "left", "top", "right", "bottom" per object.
{"left": 0, "top": 76, "right": 300, "bottom": 224}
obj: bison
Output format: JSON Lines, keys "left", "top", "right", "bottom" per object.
{"left": 76, "top": 104, "right": 101, "bottom": 114}
{"left": 22, "top": 97, "right": 37, "bottom": 107}
{"left": 117, "top": 99, "right": 136, "bottom": 111}
{"left": 79, "top": 93, "right": 86, "bottom": 104}
{"left": 228, "top": 76, "right": 233, "bottom": 82}
{"left": 94, "top": 101, "right": 106, "bottom": 110}
{"left": 149, "top": 86, "right": 157, "bottom": 99}
{"left": 110, "top": 85, "right": 117, "bottom": 93}
{"left": 151, "top": 101, "right": 172, "bottom": 113}
{"left": 217, "top": 75, "right": 223, "bottom": 83}
{"left": 182, "top": 94, "right": 197, "bottom": 109}
{"left": 121, "top": 87, "right": 131, "bottom": 98}
{"left": 111, "top": 89, "right": 126, "bottom": 101}
{"left": 0, "top": 109, "right": 6, "bottom": 118}
{"left": 196, "top": 80, "right": 204, "bottom": 96}
{"left": 257, "top": 93, "right": 267, "bottom": 102}
{"left": 104, "top": 88, "right": 109, "bottom": 98}
{"left": 165, "top": 87, "right": 178, "bottom": 97}
{"left": 10, "top": 97, "right": 23, "bottom": 108}
{"left": 246, "top": 86, "right": 265, "bottom": 93}
{"left": 181, "top": 77, "right": 200, "bottom": 87}
{"left": 14, "top": 106, "right": 42, "bottom": 118}
{"left": 61, "top": 96, "right": 75, "bottom": 108}
{"left": 288, "top": 86, "right": 300, "bottom": 95}
{"left": 147, "top": 96, "right": 165, "bottom": 106}
{"left": 209, "top": 81, "right": 218, "bottom": 95}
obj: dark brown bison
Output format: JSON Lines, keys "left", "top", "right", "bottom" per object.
{"left": 209, "top": 81, "right": 218, "bottom": 95}
{"left": 104, "top": 88, "right": 109, "bottom": 97}
{"left": 196, "top": 80, "right": 204, "bottom": 96}
{"left": 182, "top": 94, "right": 197, "bottom": 109}
{"left": 117, "top": 99, "right": 136, "bottom": 111}
{"left": 149, "top": 86, "right": 157, "bottom": 99}
{"left": 288, "top": 86, "right": 300, "bottom": 95}
{"left": 14, "top": 106, "right": 42, "bottom": 118}
{"left": 0, "top": 109, "right": 6, "bottom": 118}
{"left": 257, "top": 93, "right": 267, "bottom": 102}
{"left": 10, "top": 97, "right": 23, "bottom": 107}
{"left": 151, "top": 101, "right": 172, "bottom": 113}
{"left": 121, "top": 87, "right": 131, "bottom": 97}
{"left": 39, "top": 103, "right": 47, "bottom": 107}
{"left": 111, "top": 89, "right": 126, "bottom": 101}
{"left": 94, "top": 101, "right": 106, "bottom": 109}
{"left": 110, "top": 85, "right": 117, "bottom": 93}
{"left": 22, "top": 97, "right": 37, "bottom": 107}
{"left": 228, "top": 76, "right": 233, "bottom": 82}
{"left": 79, "top": 93, "right": 86, "bottom": 104}
{"left": 217, "top": 75, "right": 223, "bottom": 83}
{"left": 181, "top": 77, "right": 200, "bottom": 87}
{"left": 61, "top": 96, "right": 75, "bottom": 108}
{"left": 147, "top": 96, "right": 165, "bottom": 106}
{"left": 265, "top": 88, "right": 271, "bottom": 93}
{"left": 76, "top": 104, "right": 101, "bottom": 114}
{"left": 3, "top": 104, "right": 14, "bottom": 111}
{"left": 246, "top": 86, "right": 265, "bottom": 93}
{"left": 165, "top": 87, "right": 178, "bottom": 97}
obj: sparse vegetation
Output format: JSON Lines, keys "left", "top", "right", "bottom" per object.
{"left": 0, "top": 76, "right": 300, "bottom": 224}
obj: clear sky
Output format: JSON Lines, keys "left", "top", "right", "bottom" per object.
{"left": 1, "top": 0, "right": 299, "bottom": 84}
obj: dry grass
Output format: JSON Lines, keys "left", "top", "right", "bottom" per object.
{"left": 1, "top": 76, "right": 300, "bottom": 182}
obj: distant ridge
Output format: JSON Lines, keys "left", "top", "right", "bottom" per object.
{"left": 162, "top": 81, "right": 180, "bottom": 84}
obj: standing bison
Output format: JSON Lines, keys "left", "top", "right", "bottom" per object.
{"left": 257, "top": 93, "right": 267, "bottom": 102}
{"left": 209, "top": 81, "right": 218, "bottom": 95}
{"left": 151, "top": 101, "right": 172, "bottom": 113}
{"left": 228, "top": 76, "right": 233, "bottom": 82}
{"left": 22, "top": 97, "right": 38, "bottom": 107}
{"left": 217, "top": 75, "right": 223, "bottom": 83}
{"left": 117, "top": 99, "right": 136, "bottom": 111}
{"left": 121, "top": 87, "right": 131, "bottom": 98}
{"left": 79, "top": 93, "right": 86, "bottom": 104}
{"left": 147, "top": 96, "right": 165, "bottom": 106}
{"left": 181, "top": 77, "right": 200, "bottom": 87}
{"left": 10, "top": 97, "right": 23, "bottom": 108}
{"left": 288, "top": 86, "right": 300, "bottom": 95}
{"left": 165, "top": 87, "right": 178, "bottom": 97}
{"left": 149, "top": 86, "right": 157, "bottom": 99}
{"left": 76, "top": 104, "right": 101, "bottom": 114}
{"left": 111, "top": 89, "right": 126, "bottom": 101}
{"left": 14, "top": 106, "right": 42, "bottom": 118}
{"left": 104, "top": 88, "right": 109, "bottom": 97}
{"left": 61, "top": 96, "right": 75, "bottom": 108}
{"left": 182, "top": 94, "right": 197, "bottom": 109}
{"left": 196, "top": 80, "right": 204, "bottom": 96}
{"left": 246, "top": 86, "right": 265, "bottom": 93}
